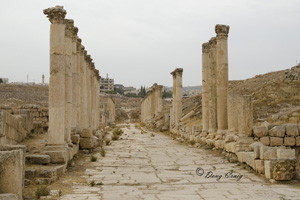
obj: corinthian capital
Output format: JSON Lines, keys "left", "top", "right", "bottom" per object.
{"left": 209, "top": 37, "right": 217, "bottom": 48}
{"left": 43, "top": 6, "right": 66, "bottom": 24}
{"left": 72, "top": 27, "right": 78, "bottom": 42}
{"left": 76, "top": 38, "right": 82, "bottom": 52}
{"left": 202, "top": 42, "right": 210, "bottom": 53}
{"left": 215, "top": 24, "right": 230, "bottom": 38}
{"left": 65, "top": 19, "right": 74, "bottom": 38}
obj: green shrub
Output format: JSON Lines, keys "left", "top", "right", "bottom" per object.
{"left": 90, "top": 155, "right": 97, "bottom": 162}
{"left": 100, "top": 148, "right": 106, "bottom": 157}
{"left": 35, "top": 186, "right": 50, "bottom": 199}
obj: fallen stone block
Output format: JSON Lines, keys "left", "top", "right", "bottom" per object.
{"left": 272, "top": 159, "right": 296, "bottom": 181}
{"left": 284, "top": 137, "right": 296, "bottom": 146}
{"left": 253, "top": 126, "right": 268, "bottom": 138}
{"left": 296, "top": 136, "right": 300, "bottom": 146}
{"left": 25, "top": 155, "right": 51, "bottom": 165}
{"left": 43, "top": 151, "right": 67, "bottom": 164}
{"left": 250, "top": 142, "right": 263, "bottom": 159}
{"left": 25, "top": 168, "right": 36, "bottom": 179}
{"left": 260, "top": 136, "right": 270, "bottom": 146}
{"left": 81, "top": 128, "right": 93, "bottom": 138}
{"left": 35, "top": 178, "right": 52, "bottom": 185}
{"left": 71, "top": 134, "right": 80, "bottom": 144}
{"left": 277, "top": 149, "right": 295, "bottom": 159}
{"left": 39, "top": 169, "right": 57, "bottom": 181}
{"left": 0, "top": 194, "right": 18, "bottom": 200}
{"left": 255, "top": 160, "right": 264, "bottom": 174}
{"left": 80, "top": 137, "right": 94, "bottom": 149}
{"left": 285, "top": 124, "right": 299, "bottom": 136}
{"left": 214, "top": 140, "right": 225, "bottom": 149}
{"left": 264, "top": 160, "right": 273, "bottom": 179}
{"left": 269, "top": 137, "right": 283, "bottom": 146}
{"left": 269, "top": 126, "right": 285, "bottom": 137}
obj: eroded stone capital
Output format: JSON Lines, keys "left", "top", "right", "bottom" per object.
{"left": 65, "top": 19, "right": 74, "bottom": 38}
{"left": 86, "top": 55, "right": 92, "bottom": 63}
{"left": 72, "top": 27, "right": 78, "bottom": 42}
{"left": 43, "top": 6, "right": 66, "bottom": 24}
{"left": 215, "top": 24, "right": 230, "bottom": 38}
{"left": 209, "top": 37, "right": 217, "bottom": 48}
{"left": 170, "top": 68, "right": 183, "bottom": 76}
{"left": 76, "top": 38, "right": 82, "bottom": 52}
{"left": 202, "top": 42, "right": 210, "bottom": 53}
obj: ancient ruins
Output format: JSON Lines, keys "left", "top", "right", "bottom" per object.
{"left": 0, "top": 5, "right": 300, "bottom": 200}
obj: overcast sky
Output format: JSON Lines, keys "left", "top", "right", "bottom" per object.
{"left": 0, "top": 0, "right": 299, "bottom": 88}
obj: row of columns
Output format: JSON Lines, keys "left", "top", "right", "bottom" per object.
{"left": 201, "top": 24, "right": 253, "bottom": 141}
{"left": 44, "top": 6, "right": 100, "bottom": 146}
{"left": 170, "top": 68, "right": 183, "bottom": 129}
{"left": 201, "top": 24, "right": 229, "bottom": 134}
{"left": 141, "top": 83, "right": 163, "bottom": 123}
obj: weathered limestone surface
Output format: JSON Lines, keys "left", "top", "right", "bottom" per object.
{"left": 44, "top": 6, "right": 67, "bottom": 145}
{"left": 208, "top": 37, "right": 217, "bottom": 133}
{"left": 202, "top": 42, "right": 210, "bottom": 133}
{"left": 171, "top": 68, "right": 183, "bottom": 129}
{"left": 215, "top": 24, "right": 229, "bottom": 132}
{"left": 0, "top": 145, "right": 26, "bottom": 200}
{"left": 100, "top": 96, "right": 116, "bottom": 125}
{"left": 141, "top": 83, "right": 163, "bottom": 123}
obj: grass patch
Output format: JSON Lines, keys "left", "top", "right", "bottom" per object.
{"left": 113, "top": 128, "right": 123, "bottom": 135}
{"left": 90, "top": 155, "right": 97, "bottom": 162}
{"left": 100, "top": 148, "right": 106, "bottom": 157}
{"left": 111, "top": 134, "right": 120, "bottom": 140}
{"left": 190, "top": 140, "right": 196, "bottom": 145}
{"left": 90, "top": 180, "right": 96, "bottom": 187}
{"left": 150, "top": 133, "right": 155, "bottom": 137}
{"left": 35, "top": 186, "right": 50, "bottom": 199}
{"left": 105, "top": 139, "right": 111, "bottom": 145}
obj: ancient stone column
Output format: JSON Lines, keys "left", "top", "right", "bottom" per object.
{"left": 235, "top": 95, "right": 254, "bottom": 152}
{"left": 216, "top": 24, "right": 230, "bottom": 132}
{"left": 171, "top": 68, "right": 183, "bottom": 128}
{"left": 151, "top": 85, "right": 156, "bottom": 118}
{"left": 95, "top": 70, "right": 101, "bottom": 129}
{"left": 157, "top": 85, "right": 163, "bottom": 113}
{"left": 227, "top": 92, "right": 239, "bottom": 133}
{"left": 208, "top": 37, "right": 217, "bottom": 133}
{"left": 42, "top": 74, "right": 45, "bottom": 84}
{"left": 202, "top": 42, "right": 210, "bottom": 134}
{"left": 44, "top": 6, "right": 66, "bottom": 145}
{"left": 238, "top": 95, "right": 253, "bottom": 137}
{"left": 76, "top": 38, "right": 82, "bottom": 131}
{"left": 80, "top": 49, "right": 87, "bottom": 129}
{"left": 71, "top": 26, "right": 78, "bottom": 132}
{"left": 86, "top": 55, "right": 92, "bottom": 129}
{"left": 64, "top": 19, "right": 73, "bottom": 143}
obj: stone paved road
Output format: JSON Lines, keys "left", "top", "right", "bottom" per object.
{"left": 59, "top": 124, "right": 300, "bottom": 200}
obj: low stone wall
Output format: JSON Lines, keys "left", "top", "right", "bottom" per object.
{"left": 253, "top": 124, "right": 300, "bottom": 147}
{"left": 169, "top": 123, "right": 299, "bottom": 181}
{"left": 20, "top": 104, "right": 48, "bottom": 134}
{"left": 0, "top": 110, "right": 33, "bottom": 145}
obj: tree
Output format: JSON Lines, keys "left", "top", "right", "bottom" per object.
{"left": 162, "top": 89, "right": 172, "bottom": 99}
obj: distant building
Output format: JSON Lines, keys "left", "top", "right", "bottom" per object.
{"left": 123, "top": 86, "right": 137, "bottom": 95}
{"left": 114, "top": 84, "right": 124, "bottom": 90}
{"left": 0, "top": 78, "right": 9, "bottom": 84}
{"left": 100, "top": 74, "right": 114, "bottom": 93}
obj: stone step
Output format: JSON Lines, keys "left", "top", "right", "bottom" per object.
{"left": 25, "top": 154, "right": 51, "bottom": 165}
{"left": 0, "top": 194, "right": 18, "bottom": 200}
{"left": 25, "top": 165, "right": 65, "bottom": 185}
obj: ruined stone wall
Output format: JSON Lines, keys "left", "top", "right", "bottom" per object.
{"left": 0, "top": 110, "right": 33, "bottom": 145}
